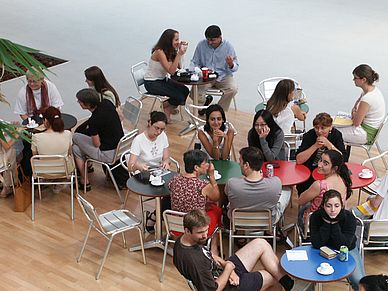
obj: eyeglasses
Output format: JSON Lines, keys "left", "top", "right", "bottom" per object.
{"left": 254, "top": 123, "right": 267, "bottom": 128}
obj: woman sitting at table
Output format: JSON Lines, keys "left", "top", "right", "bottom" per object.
{"left": 310, "top": 189, "right": 366, "bottom": 291}
{"left": 128, "top": 111, "right": 170, "bottom": 234}
{"left": 14, "top": 68, "right": 64, "bottom": 120}
{"left": 298, "top": 150, "right": 352, "bottom": 229}
{"left": 247, "top": 109, "right": 285, "bottom": 162}
{"left": 72, "top": 89, "right": 123, "bottom": 191}
{"left": 296, "top": 112, "right": 348, "bottom": 195}
{"left": 84, "top": 66, "right": 124, "bottom": 121}
{"left": 169, "top": 149, "right": 221, "bottom": 255}
{"left": 266, "top": 79, "right": 306, "bottom": 134}
{"left": 337, "top": 64, "right": 385, "bottom": 145}
{"left": 31, "top": 107, "right": 74, "bottom": 194}
{"left": 197, "top": 104, "right": 234, "bottom": 160}
{"left": 144, "top": 28, "right": 189, "bottom": 123}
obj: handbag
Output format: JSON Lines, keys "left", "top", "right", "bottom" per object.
{"left": 14, "top": 164, "right": 32, "bottom": 212}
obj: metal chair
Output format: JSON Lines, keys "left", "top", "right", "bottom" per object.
{"left": 131, "top": 61, "right": 183, "bottom": 120}
{"left": 284, "top": 133, "right": 304, "bottom": 161}
{"left": 76, "top": 194, "right": 146, "bottom": 279}
{"left": 206, "top": 88, "right": 238, "bottom": 110}
{"left": 30, "top": 155, "right": 77, "bottom": 221}
{"left": 185, "top": 279, "right": 198, "bottom": 291}
{"left": 345, "top": 114, "right": 388, "bottom": 178}
{"left": 160, "top": 210, "right": 223, "bottom": 282}
{"left": 84, "top": 129, "right": 138, "bottom": 203}
{"left": 229, "top": 208, "right": 276, "bottom": 256}
{"left": 296, "top": 212, "right": 313, "bottom": 246}
{"left": 122, "top": 96, "right": 142, "bottom": 134}
{"left": 357, "top": 151, "right": 388, "bottom": 205}
{"left": 184, "top": 104, "right": 238, "bottom": 161}
{"left": 362, "top": 217, "right": 388, "bottom": 255}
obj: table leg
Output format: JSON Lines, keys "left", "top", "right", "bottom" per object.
{"left": 316, "top": 282, "right": 322, "bottom": 291}
{"left": 179, "top": 85, "right": 198, "bottom": 136}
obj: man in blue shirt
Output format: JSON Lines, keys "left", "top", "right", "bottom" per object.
{"left": 192, "top": 25, "right": 239, "bottom": 112}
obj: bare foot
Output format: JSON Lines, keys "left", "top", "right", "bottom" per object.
{"left": 0, "top": 186, "right": 13, "bottom": 198}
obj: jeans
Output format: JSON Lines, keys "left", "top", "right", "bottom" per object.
{"left": 144, "top": 78, "right": 189, "bottom": 107}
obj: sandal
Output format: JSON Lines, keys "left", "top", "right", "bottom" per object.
{"left": 78, "top": 181, "right": 91, "bottom": 192}
{"left": 144, "top": 210, "right": 156, "bottom": 234}
{"left": 171, "top": 108, "right": 179, "bottom": 115}
{"left": 87, "top": 163, "right": 94, "bottom": 173}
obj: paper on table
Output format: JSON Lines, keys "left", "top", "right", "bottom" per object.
{"left": 286, "top": 250, "right": 308, "bottom": 261}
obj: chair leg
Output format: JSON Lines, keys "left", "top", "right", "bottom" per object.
{"left": 71, "top": 175, "right": 74, "bottom": 220}
{"left": 31, "top": 178, "right": 35, "bottom": 221}
{"left": 77, "top": 222, "right": 93, "bottom": 262}
{"left": 149, "top": 98, "right": 157, "bottom": 113}
{"left": 135, "top": 226, "right": 146, "bottom": 265}
{"left": 122, "top": 232, "right": 127, "bottom": 249}
{"left": 139, "top": 195, "right": 145, "bottom": 233}
{"left": 84, "top": 161, "right": 88, "bottom": 194}
{"left": 38, "top": 177, "right": 42, "bottom": 200}
{"left": 123, "top": 189, "right": 130, "bottom": 209}
{"left": 229, "top": 232, "right": 233, "bottom": 258}
{"left": 160, "top": 234, "right": 170, "bottom": 282}
{"left": 233, "top": 96, "right": 237, "bottom": 110}
{"left": 104, "top": 164, "right": 124, "bottom": 204}
{"left": 273, "top": 225, "right": 276, "bottom": 253}
{"left": 219, "top": 228, "right": 223, "bottom": 259}
{"left": 96, "top": 236, "right": 115, "bottom": 280}
{"left": 187, "top": 131, "right": 198, "bottom": 152}
{"left": 376, "top": 141, "right": 388, "bottom": 170}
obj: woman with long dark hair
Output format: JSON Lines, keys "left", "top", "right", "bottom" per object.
{"left": 266, "top": 79, "right": 306, "bottom": 134}
{"left": 298, "top": 149, "right": 352, "bottom": 228}
{"left": 338, "top": 64, "right": 385, "bottom": 144}
{"left": 31, "top": 106, "right": 74, "bottom": 194}
{"left": 310, "top": 190, "right": 366, "bottom": 291}
{"left": 144, "top": 29, "right": 189, "bottom": 122}
{"left": 198, "top": 104, "right": 234, "bottom": 160}
{"left": 247, "top": 109, "right": 285, "bottom": 161}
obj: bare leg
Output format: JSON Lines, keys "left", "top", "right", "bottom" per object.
{"left": 210, "top": 234, "right": 219, "bottom": 256}
{"left": 74, "top": 157, "right": 87, "bottom": 184}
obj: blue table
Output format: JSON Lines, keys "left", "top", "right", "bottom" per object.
{"left": 280, "top": 245, "right": 356, "bottom": 291}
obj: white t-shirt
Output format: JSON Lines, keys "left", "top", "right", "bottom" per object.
{"left": 274, "top": 102, "right": 294, "bottom": 135}
{"left": 359, "top": 87, "right": 385, "bottom": 129}
{"left": 130, "top": 131, "right": 169, "bottom": 168}
{"left": 14, "top": 80, "right": 64, "bottom": 116}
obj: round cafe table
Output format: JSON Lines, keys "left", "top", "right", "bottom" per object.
{"left": 22, "top": 113, "right": 77, "bottom": 132}
{"left": 312, "top": 162, "right": 376, "bottom": 189}
{"left": 261, "top": 161, "right": 311, "bottom": 186}
{"left": 199, "top": 160, "right": 242, "bottom": 185}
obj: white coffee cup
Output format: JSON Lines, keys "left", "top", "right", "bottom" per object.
{"left": 320, "top": 262, "right": 331, "bottom": 272}
{"left": 153, "top": 175, "right": 162, "bottom": 184}
{"left": 214, "top": 170, "right": 219, "bottom": 176}
{"left": 362, "top": 169, "right": 372, "bottom": 176}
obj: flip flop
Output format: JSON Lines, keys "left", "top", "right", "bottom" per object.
{"left": 144, "top": 210, "right": 156, "bottom": 234}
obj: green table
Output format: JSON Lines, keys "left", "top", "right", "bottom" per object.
{"left": 200, "top": 160, "right": 242, "bottom": 184}
{"left": 255, "top": 101, "right": 309, "bottom": 113}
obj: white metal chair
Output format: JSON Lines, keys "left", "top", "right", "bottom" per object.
{"left": 184, "top": 104, "right": 238, "bottom": 161}
{"left": 84, "top": 129, "right": 138, "bottom": 203}
{"left": 345, "top": 114, "right": 388, "bottom": 178}
{"left": 160, "top": 210, "right": 223, "bottom": 282}
{"left": 122, "top": 96, "right": 142, "bottom": 134}
{"left": 76, "top": 193, "right": 146, "bottom": 279}
{"left": 185, "top": 279, "right": 198, "bottom": 291}
{"left": 131, "top": 61, "right": 183, "bottom": 120}
{"left": 205, "top": 88, "right": 238, "bottom": 110}
{"left": 30, "top": 155, "right": 77, "bottom": 221}
{"left": 362, "top": 218, "right": 388, "bottom": 256}
{"left": 297, "top": 212, "right": 313, "bottom": 246}
{"left": 284, "top": 133, "right": 304, "bottom": 161}
{"left": 229, "top": 208, "right": 276, "bottom": 256}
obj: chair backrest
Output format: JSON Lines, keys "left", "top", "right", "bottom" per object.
{"left": 76, "top": 193, "right": 106, "bottom": 233}
{"left": 123, "top": 96, "right": 142, "bottom": 130}
{"left": 364, "top": 219, "right": 388, "bottom": 245}
{"left": 131, "top": 61, "right": 148, "bottom": 96}
{"left": 163, "top": 210, "right": 186, "bottom": 235}
{"left": 31, "top": 155, "right": 69, "bottom": 179}
{"left": 231, "top": 208, "right": 272, "bottom": 233}
{"left": 110, "top": 129, "right": 139, "bottom": 165}
{"left": 186, "top": 279, "right": 199, "bottom": 291}
{"left": 370, "top": 113, "right": 388, "bottom": 146}
{"left": 257, "top": 77, "right": 304, "bottom": 102}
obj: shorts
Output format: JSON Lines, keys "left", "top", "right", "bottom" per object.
{"left": 227, "top": 254, "right": 263, "bottom": 291}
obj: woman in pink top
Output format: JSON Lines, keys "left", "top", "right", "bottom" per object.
{"left": 298, "top": 149, "right": 352, "bottom": 229}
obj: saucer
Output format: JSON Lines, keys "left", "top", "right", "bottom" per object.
{"left": 317, "top": 266, "right": 334, "bottom": 275}
{"left": 151, "top": 180, "right": 165, "bottom": 186}
{"left": 27, "top": 124, "right": 39, "bottom": 129}
{"left": 214, "top": 174, "right": 222, "bottom": 180}
{"left": 359, "top": 172, "right": 373, "bottom": 179}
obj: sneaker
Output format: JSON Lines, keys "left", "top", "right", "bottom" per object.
{"left": 290, "top": 279, "right": 313, "bottom": 291}
{"left": 198, "top": 95, "right": 213, "bottom": 115}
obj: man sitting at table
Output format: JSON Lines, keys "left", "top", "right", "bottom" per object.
{"left": 191, "top": 25, "right": 239, "bottom": 112}
{"left": 174, "top": 209, "right": 310, "bottom": 291}
{"left": 225, "top": 147, "right": 291, "bottom": 241}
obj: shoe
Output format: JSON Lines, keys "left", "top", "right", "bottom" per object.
{"left": 78, "top": 181, "right": 91, "bottom": 192}
{"left": 171, "top": 108, "right": 179, "bottom": 115}
{"left": 198, "top": 95, "right": 213, "bottom": 115}
{"left": 52, "top": 184, "right": 68, "bottom": 194}
{"left": 290, "top": 278, "right": 313, "bottom": 291}
{"left": 87, "top": 163, "right": 94, "bottom": 173}
{"left": 144, "top": 210, "right": 156, "bottom": 234}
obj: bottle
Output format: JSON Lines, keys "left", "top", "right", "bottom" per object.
{"left": 189, "top": 61, "right": 195, "bottom": 74}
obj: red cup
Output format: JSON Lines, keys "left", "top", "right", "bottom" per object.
{"left": 202, "top": 67, "right": 208, "bottom": 79}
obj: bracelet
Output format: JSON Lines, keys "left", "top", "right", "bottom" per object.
{"left": 213, "top": 145, "right": 219, "bottom": 149}
{"left": 212, "top": 184, "right": 218, "bottom": 187}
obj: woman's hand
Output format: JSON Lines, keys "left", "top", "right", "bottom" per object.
{"left": 178, "top": 41, "right": 187, "bottom": 55}
{"left": 213, "top": 129, "right": 227, "bottom": 139}
{"left": 228, "top": 271, "right": 240, "bottom": 286}
{"left": 138, "top": 164, "right": 149, "bottom": 173}
{"left": 207, "top": 161, "right": 215, "bottom": 176}
{"left": 316, "top": 136, "right": 332, "bottom": 149}
{"left": 257, "top": 125, "right": 270, "bottom": 138}
{"left": 162, "top": 161, "right": 170, "bottom": 171}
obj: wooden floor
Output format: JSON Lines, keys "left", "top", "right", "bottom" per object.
{"left": 1, "top": 99, "right": 387, "bottom": 290}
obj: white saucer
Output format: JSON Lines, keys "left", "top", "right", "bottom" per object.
{"left": 214, "top": 174, "right": 222, "bottom": 180}
{"left": 359, "top": 172, "right": 373, "bottom": 179}
{"left": 317, "top": 266, "right": 334, "bottom": 275}
{"left": 151, "top": 180, "right": 165, "bottom": 186}
{"left": 27, "top": 124, "right": 39, "bottom": 129}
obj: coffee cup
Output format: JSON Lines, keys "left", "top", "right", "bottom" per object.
{"left": 320, "top": 262, "right": 331, "bottom": 273}
{"left": 153, "top": 175, "right": 162, "bottom": 184}
{"left": 214, "top": 170, "right": 219, "bottom": 176}
{"left": 182, "top": 41, "right": 188, "bottom": 49}
{"left": 201, "top": 67, "right": 209, "bottom": 79}
{"left": 362, "top": 169, "right": 372, "bottom": 177}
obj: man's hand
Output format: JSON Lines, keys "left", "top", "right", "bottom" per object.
{"left": 225, "top": 54, "right": 237, "bottom": 68}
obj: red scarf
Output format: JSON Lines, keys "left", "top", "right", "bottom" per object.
{"left": 26, "top": 80, "right": 50, "bottom": 115}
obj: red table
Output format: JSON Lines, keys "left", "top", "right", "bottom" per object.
{"left": 261, "top": 161, "right": 311, "bottom": 186}
{"left": 312, "top": 162, "right": 376, "bottom": 189}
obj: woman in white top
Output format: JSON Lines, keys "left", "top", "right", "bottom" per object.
{"left": 198, "top": 104, "right": 234, "bottom": 160}
{"left": 338, "top": 64, "right": 385, "bottom": 144}
{"left": 144, "top": 29, "right": 189, "bottom": 122}
{"left": 31, "top": 106, "right": 74, "bottom": 194}
{"left": 266, "top": 79, "right": 306, "bottom": 134}
{"left": 128, "top": 111, "right": 171, "bottom": 233}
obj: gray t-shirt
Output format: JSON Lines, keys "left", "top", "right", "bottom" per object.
{"left": 225, "top": 176, "right": 282, "bottom": 222}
